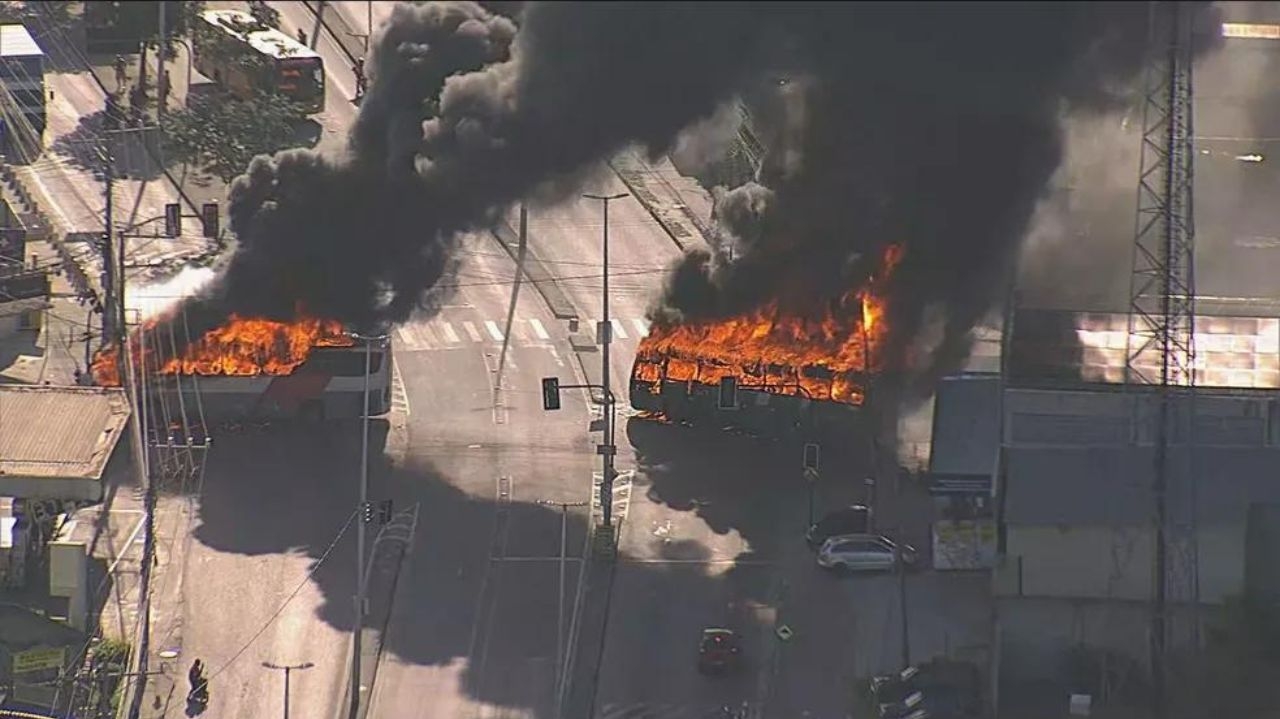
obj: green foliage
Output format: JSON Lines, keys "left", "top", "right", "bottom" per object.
{"left": 247, "top": 0, "right": 280, "bottom": 30}
{"left": 163, "top": 93, "right": 305, "bottom": 183}
{"left": 85, "top": 1, "right": 204, "bottom": 54}
{"left": 94, "top": 636, "right": 131, "bottom": 670}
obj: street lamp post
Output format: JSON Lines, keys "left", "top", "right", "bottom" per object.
{"left": 262, "top": 661, "right": 313, "bottom": 719}
{"left": 582, "top": 192, "right": 627, "bottom": 530}
{"left": 897, "top": 542, "right": 910, "bottom": 667}
{"left": 536, "top": 498, "right": 589, "bottom": 717}
{"left": 348, "top": 332, "right": 386, "bottom": 719}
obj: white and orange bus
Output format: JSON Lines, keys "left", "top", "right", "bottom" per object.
{"left": 192, "top": 9, "right": 326, "bottom": 114}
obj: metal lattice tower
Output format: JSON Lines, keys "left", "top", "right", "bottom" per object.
{"left": 1123, "top": 2, "right": 1200, "bottom": 717}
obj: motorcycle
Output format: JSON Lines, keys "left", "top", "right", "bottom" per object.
{"left": 187, "top": 678, "right": 210, "bottom": 710}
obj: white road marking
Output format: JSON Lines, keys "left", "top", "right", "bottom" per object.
{"left": 438, "top": 320, "right": 461, "bottom": 344}
{"left": 417, "top": 322, "right": 441, "bottom": 348}
{"left": 391, "top": 356, "right": 411, "bottom": 416}
{"left": 529, "top": 318, "right": 550, "bottom": 340}
{"left": 463, "top": 321, "right": 483, "bottom": 342}
{"left": 395, "top": 325, "right": 417, "bottom": 348}
{"left": 484, "top": 320, "right": 505, "bottom": 342}
{"left": 610, "top": 318, "right": 628, "bottom": 340}
{"left": 632, "top": 318, "right": 650, "bottom": 337}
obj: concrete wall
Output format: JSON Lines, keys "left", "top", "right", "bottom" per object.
{"left": 997, "top": 596, "right": 1150, "bottom": 683}
{"left": 1002, "top": 523, "right": 1244, "bottom": 604}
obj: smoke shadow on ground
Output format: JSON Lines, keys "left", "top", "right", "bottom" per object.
{"left": 182, "top": 412, "right": 784, "bottom": 717}
{"left": 625, "top": 414, "right": 871, "bottom": 587}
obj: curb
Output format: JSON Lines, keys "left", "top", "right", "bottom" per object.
{"left": 357, "top": 541, "right": 407, "bottom": 719}
{"left": 490, "top": 219, "right": 580, "bottom": 321}
{"left": 301, "top": 1, "right": 364, "bottom": 66}
{"left": 607, "top": 155, "right": 712, "bottom": 252}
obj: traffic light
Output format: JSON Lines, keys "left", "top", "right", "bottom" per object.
{"left": 803, "top": 443, "right": 821, "bottom": 472}
{"left": 541, "top": 377, "right": 561, "bottom": 411}
{"left": 361, "top": 501, "right": 373, "bottom": 523}
{"left": 717, "top": 376, "right": 738, "bottom": 410}
{"left": 163, "top": 203, "right": 180, "bottom": 238}
{"left": 378, "top": 499, "right": 393, "bottom": 524}
{"left": 200, "top": 202, "right": 219, "bottom": 239}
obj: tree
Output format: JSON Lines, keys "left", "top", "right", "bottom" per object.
{"left": 0, "top": 1, "right": 74, "bottom": 26}
{"left": 84, "top": 1, "right": 205, "bottom": 56}
{"left": 162, "top": 93, "right": 304, "bottom": 183}
{"left": 246, "top": 0, "right": 280, "bottom": 30}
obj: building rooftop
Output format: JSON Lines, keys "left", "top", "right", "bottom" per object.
{"left": 0, "top": 386, "right": 131, "bottom": 481}
{"left": 0, "top": 24, "right": 43, "bottom": 58}
{"left": 1004, "top": 445, "right": 1280, "bottom": 526}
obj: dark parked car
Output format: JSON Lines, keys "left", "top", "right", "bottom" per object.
{"left": 697, "top": 627, "right": 742, "bottom": 675}
{"left": 871, "top": 660, "right": 983, "bottom": 718}
{"left": 805, "top": 505, "right": 870, "bottom": 548}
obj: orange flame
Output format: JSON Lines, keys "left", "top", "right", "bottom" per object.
{"left": 633, "top": 244, "right": 903, "bottom": 406}
{"left": 92, "top": 314, "right": 354, "bottom": 387}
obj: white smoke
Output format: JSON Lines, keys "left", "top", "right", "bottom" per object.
{"left": 126, "top": 266, "right": 218, "bottom": 321}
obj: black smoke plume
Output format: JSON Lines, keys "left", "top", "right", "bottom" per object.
{"left": 169, "top": 1, "right": 1219, "bottom": 396}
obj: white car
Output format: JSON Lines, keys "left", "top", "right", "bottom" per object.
{"left": 816, "top": 534, "right": 918, "bottom": 572}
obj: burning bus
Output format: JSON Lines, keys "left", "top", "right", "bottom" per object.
{"left": 630, "top": 245, "right": 901, "bottom": 437}
{"left": 92, "top": 314, "right": 392, "bottom": 425}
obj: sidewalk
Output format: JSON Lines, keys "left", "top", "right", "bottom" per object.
{"left": 609, "top": 149, "right": 715, "bottom": 253}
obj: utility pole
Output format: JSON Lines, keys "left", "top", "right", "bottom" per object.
{"left": 537, "top": 499, "right": 588, "bottom": 718}
{"left": 1123, "top": 4, "right": 1198, "bottom": 718}
{"left": 898, "top": 542, "right": 910, "bottom": 668}
{"left": 366, "top": 1, "right": 372, "bottom": 55}
{"left": 349, "top": 332, "right": 386, "bottom": 719}
{"left": 582, "top": 193, "right": 627, "bottom": 530}
{"left": 263, "top": 661, "right": 313, "bottom": 719}
{"left": 100, "top": 140, "right": 115, "bottom": 353}
{"left": 157, "top": 1, "right": 166, "bottom": 121}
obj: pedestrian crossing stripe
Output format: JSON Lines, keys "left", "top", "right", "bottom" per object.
{"left": 390, "top": 357, "right": 411, "bottom": 416}
{"left": 393, "top": 317, "right": 652, "bottom": 351}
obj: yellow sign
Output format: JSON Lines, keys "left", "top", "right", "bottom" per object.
{"left": 1222, "top": 23, "right": 1280, "bottom": 40}
{"left": 12, "top": 646, "right": 66, "bottom": 674}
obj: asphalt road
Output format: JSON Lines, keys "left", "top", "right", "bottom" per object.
{"left": 133, "top": 6, "right": 995, "bottom": 719}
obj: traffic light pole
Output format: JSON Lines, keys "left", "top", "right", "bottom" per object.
{"left": 349, "top": 332, "right": 385, "bottom": 719}
{"left": 583, "top": 193, "right": 627, "bottom": 529}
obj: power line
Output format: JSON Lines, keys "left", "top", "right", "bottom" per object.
{"left": 208, "top": 507, "right": 358, "bottom": 682}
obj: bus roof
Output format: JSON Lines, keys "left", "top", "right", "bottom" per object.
{"left": 0, "top": 24, "right": 43, "bottom": 58}
{"left": 198, "top": 9, "right": 321, "bottom": 61}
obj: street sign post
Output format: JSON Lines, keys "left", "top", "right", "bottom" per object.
{"left": 802, "top": 442, "right": 820, "bottom": 472}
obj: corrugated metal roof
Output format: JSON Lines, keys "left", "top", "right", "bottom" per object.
{"left": 0, "top": 24, "right": 43, "bottom": 58}
{"left": 0, "top": 386, "right": 131, "bottom": 480}
{"left": 1005, "top": 445, "right": 1280, "bottom": 526}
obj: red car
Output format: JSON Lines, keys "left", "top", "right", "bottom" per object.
{"left": 697, "top": 627, "right": 742, "bottom": 675}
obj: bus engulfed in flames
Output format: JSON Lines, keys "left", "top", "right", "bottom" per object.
{"left": 92, "top": 314, "right": 354, "bottom": 387}
{"left": 631, "top": 245, "right": 903, "bottom": 418}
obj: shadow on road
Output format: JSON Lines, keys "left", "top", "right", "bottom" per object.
{"left": 178, "top": 407, "right": 876, "bottom": 717}
{"left": 48, "top": 109, "right": 165, "bottom": 182}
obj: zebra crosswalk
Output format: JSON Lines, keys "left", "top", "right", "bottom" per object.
{"left": 389, "top": 356, "right": 411, "bottom": 416}
{"left": 393, "top": 316, "right": 652, "bottom": 352}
